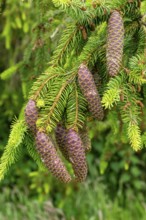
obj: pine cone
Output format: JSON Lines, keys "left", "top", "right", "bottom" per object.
{"left": 106, "top": 10, "right": 124, "bottom": 76}
{"left": 78, "top": 64, "right": 104, "bottom": 120}
{"left": 25, "top": 99, "right": 38, "bottom": 134}
{"left": 79, "top": 126, "right": 91, "bottom": 153}
{"left": 55, "top": 124, "right": 70, "bottom": 161}
{"left": 36, "top": 131, "right": 71, "bottom": 183}
{"left": 66, "top": 129, "right": 87, "bottom": 182}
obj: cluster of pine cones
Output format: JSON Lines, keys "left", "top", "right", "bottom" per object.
{"left": 25, "top": 10, "right": 124, "bottom": 183}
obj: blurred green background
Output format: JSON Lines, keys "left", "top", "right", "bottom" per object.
{"left": 0, "top": 1, "right": 146, "bottom": 219}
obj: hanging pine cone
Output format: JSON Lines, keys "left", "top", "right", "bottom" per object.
{"left": 78, "top": 64, "right": 104, "bottom": 120}
{"left": 36, "top": 131, "right": 71, "bottom": 183}
{"left": 79, "top": 125, "right": 91, "bottom": 153}
{"left": 66, "top": 129, "right": 87, "bottom": 182}
{"left": 55, "top": 124, "right": 70, "bottom": 161}
{"left": 106, "top": 10, "right": 124, "bottom": 76}
{"left": 25, "top": 99, "right": 38, "bottom": 134}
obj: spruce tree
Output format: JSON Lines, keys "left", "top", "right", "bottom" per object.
{"left": 0, "top": 0, "right": 146, "bottom": 183}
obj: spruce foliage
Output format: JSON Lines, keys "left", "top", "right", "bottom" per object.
{"left": 0, "top": 120, "right": 27, "bottom": 181}
{"left": 0, "top": 0, "right": 146, "bottom": 183}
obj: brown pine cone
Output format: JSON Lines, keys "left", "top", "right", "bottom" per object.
{"left": 25, "top": 99, "right": 38, "bottom": 134}
{"left": 106, "top": 10, "right": 124, "bottom": 76}
{"left": 78, "top": 64, "right": 104, "bottom": 120}
{"left": 36, "top": 131, "right": 71, "bottom": 183}
{"left": 66, "top": 129, "right": 88, "bottom": 182}
{"left": 55, "top": 124, "right": 70, "bottom": 161}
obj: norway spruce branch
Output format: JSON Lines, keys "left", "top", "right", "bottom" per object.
{"left": 136, "top": 27, "right": 146, "bottom": 55}
{"left": 121, "top": 0, "right": 141, "bottom": 17}
{"left": 128, "top": 54, "right": 146, "bottom": 85}
{"left": 49, "top": 24, "right": 82, "bottom": 67}
{"left": 104, "top": 0, "right": 140, "bottom": 17}
{"left": 93, "top": 0, "right": 140, "bottom": 23}
{"left": 66, "top": 82, "right": 87, "bottom": 131}
{"left": 128, "top": 122, "right": 142, "bottom": 151}
{"left": 37, "top": 74, "right": 74, "bottom": 132}
{"left": 120, "top": 84, "right": 142, "bottom": 151}
{"left": 29, "top": 67, "right": 66, "bottom": 100}
{"left": 123, "top": 23, "right": 142, "bottom": 65}
{"left": 124, "top": 21, "right": 139, "bottom": 36}
{"left": 102, "top": 73, "right": 125, "bottom": 109}
{"left": 78, "top": 22, "right": 107, "bottom": 67}
{"left": 105, "top": 0, "right": 127, "bottom": 10}
{"left": 0, "top": 120, "right": 27, "bottom": 181}
{"left": 93, "top": 4, "right": 110, "bottom": 23}
{"left": 52, "top": 0, "right": 95, "bottom": 24}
